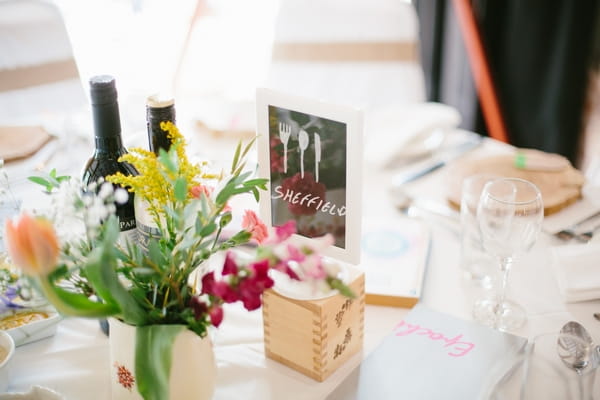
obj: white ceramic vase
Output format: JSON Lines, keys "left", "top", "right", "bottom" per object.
{"left": 108, "top": 318, "right": 217, "bottom": 400}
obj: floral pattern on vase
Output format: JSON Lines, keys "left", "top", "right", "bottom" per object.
{"left": 109, "top": 318, "right": 217, "bottom": 400}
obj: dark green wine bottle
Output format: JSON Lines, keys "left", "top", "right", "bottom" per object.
{"left": 82, "top": 75, "right": 138, "bottom": 244}
{"left": 82, "top": 75, "right": 137, "bottom": 336}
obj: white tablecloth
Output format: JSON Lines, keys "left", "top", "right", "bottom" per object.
{"left": 6, "top": 131, "right": 600, "bottom": 399}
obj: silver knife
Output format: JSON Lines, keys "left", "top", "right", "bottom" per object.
{"left": 391, "top": 135, "right": 483, "bottom": 186}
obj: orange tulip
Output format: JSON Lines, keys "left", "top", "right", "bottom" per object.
{"left": 4, "top": 213, "right": 60, "bottom": 277}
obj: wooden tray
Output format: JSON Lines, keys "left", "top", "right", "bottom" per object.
{"left": 0, "top": 125, "right": 53, "bottom": 162}
{"left": 445, "top": 151, "right": 585, "bottom": 216}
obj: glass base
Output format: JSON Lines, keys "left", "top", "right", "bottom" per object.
{"left": 473, "top": 297, "right": 527, "bottom": 332}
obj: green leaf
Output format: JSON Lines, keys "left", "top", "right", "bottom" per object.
{"left": 240, "top": 136, "right": 257, "bottom": 159}
{"left": 173, "top": 177, "right": 187, "bottom": 202}
{"left": 27, "top": 176, "right": 51, "bottom": 190}
{"left": 135, "top": 324, "right": 186, "bottom": 400}
{"left": 326, "top": 277, "right": 356, "bottom": 299}
{"left": 158, "top": 148, "right": 177, "bottom": 173}
{"left": 230, "top": 141, "right": 242, "bottom": 174}
{"left": 233, "top": 171, "right": 253, "bottom": 185}
{"left": 147, "top": 239, "right": 167, "bottom": 270}
{"left": 84, "top": 216, "right": 147, "bottom": 325}
{"left": 243, "top": 178, "right": 268, "bottom": 187}
{"left": 39, "top": 278, "right": 120, "bottom": 317}
{"left": 47, "top": 264, "right": 69, "bottom": 281}
{"left": 227, "top": 230, "right": 251, "bottom": 245}
{"left": 215, "top": 187, "right": 233, "bottom": 206}
{"left": 219, "top": 212, "right": 232, "bottom": 228}
{"left": 198, "top": 222, "right": 217, "bottom": 237}
{"left": 164, "top": 205, "right": 182, "bottom": 228}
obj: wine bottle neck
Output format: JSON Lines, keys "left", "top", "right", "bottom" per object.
{"left": 147, "top": 103, "right": 175, "bottom": 155}
{"left": 94, "top": 136, "right": 125, "bottom": 153}
{"left": 92, "top": 100, "right": 123, "bottom": 141}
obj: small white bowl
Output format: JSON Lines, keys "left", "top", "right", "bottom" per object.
{"left": 0, "top": 330, "right": 15, "bottom": 393}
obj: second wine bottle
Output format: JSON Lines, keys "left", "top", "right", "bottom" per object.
{"left": 135, "top": 94, "right": 176, "bottom": 251}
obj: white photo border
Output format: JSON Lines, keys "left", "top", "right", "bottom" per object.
{"left": 256, "top": 88, "right": 363, "bottom": 265}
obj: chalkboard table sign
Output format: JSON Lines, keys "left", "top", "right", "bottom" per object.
{"left": 256, "top": 88, "right": 363, "bottom": 265}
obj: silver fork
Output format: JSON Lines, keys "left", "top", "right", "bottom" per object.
{"left": 575, "top": 223, "right": 600, "bottom": 243}
{"left": 278, "top": 122, "right": 291, "bottom": 173}
{"left": 554, "top": 210, "right": 600, "bottom": 241}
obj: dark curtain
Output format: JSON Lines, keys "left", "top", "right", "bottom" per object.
{"left": 413, "top": 0, "right": 600, "bottom": 164}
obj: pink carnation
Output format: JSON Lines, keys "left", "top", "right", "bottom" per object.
{"left": 190, "top": 184, "right": 212, "bottom": 199}
{"left": 241, "top": 210, "right": 268, "bottom": 244}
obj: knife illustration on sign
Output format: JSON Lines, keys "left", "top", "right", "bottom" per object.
{"left": 315, "top": 132, "right": 321, "bottom": 182}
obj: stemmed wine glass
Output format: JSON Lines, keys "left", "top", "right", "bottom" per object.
{"left": 472, "top": 177, "right": 544, "bottom": 331}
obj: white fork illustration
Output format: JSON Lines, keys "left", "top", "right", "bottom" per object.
{"left": 278, "top": 122, "right": 291, "bottom": 173}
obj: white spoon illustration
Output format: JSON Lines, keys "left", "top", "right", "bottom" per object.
{"left": 298, "top": 129, "right": 309, "bottom": 178}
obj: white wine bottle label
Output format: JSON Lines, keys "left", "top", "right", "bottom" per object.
{"left": 117, "top": 215, "right": 137, "bottom": 248}
{"left": 137, "top": 221, "right": 159, "bottom": 252}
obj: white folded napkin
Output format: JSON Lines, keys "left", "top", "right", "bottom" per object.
{"left": 543, "top": 186, "right": 600, "bottom": 235}
{"left": 552, "top": 242, "right": 600, "bottom": 302}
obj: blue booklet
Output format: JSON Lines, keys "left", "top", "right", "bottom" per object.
{"left": 327, "top": 303, "right": 527, "bottom": 399}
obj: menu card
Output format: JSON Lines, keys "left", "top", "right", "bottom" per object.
{"left": 327, "top": 303, "right": 527, "bottom": 399}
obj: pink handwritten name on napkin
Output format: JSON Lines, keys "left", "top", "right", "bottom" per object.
{"left": 393, "top": 320, "right": 475, "bottom": 357}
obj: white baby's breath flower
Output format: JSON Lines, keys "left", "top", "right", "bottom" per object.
{"left": 98, "top": 182, "right": 114, "bottom": 200}
{"left": 114, "top": 188, "right": 129, "bottom": 204}
{"left": 82, "top": 195, "right": 93, "bottom": 207}
{"left": 84, "top": 196, "right": 110, "bottom": 229}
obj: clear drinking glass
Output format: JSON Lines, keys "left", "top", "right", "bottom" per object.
{"left": 459, "top": 173, "right": 498, "bottom": 288}
{"left": 472, "top": 178, "right": 544, "bottom": 331}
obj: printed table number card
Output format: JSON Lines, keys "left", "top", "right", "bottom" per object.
{"left": 326, "top": 303, "right": 527, "bottom": 399}
{"left": 256, "top": 88, "right": 363, "bottom": 264}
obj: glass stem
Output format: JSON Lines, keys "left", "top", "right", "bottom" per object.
{"left": 495, "top": 257, "right": 513, "bottom": 325}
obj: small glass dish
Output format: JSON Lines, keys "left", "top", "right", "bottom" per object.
{"left": 0, "top": 385, "right": 65, "bottom": 400}
{"left": 0, "top": 305, "right": 61, "bottom": 347}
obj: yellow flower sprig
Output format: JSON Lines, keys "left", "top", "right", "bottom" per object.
{"left": 107, "top": 121, "right": 214, "bottom": 215}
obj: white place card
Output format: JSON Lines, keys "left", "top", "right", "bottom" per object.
{"left": 327, "top": 303, "right": 527, "bottom": 400}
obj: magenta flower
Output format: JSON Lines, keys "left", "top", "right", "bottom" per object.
{"left": 238, "top": 260, "right": 274, "bottom": 310}
{"left": 189, "top": 296, "right": 208, "bottom": 320}
{"left": 209, "top": 306, "right": 224, "bottom": 327}
{"left": 201, "top": 271, "right": 239, "bottom": 303}
{"left": 222, "top": 252, "right": 238, "bottom": 275}
{"left": 273, "top": 220, "right": 296, "bottom": 242}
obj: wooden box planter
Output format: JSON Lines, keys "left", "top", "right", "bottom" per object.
{"left": 262, "top": 271, "right": 365, "bottom": 382}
